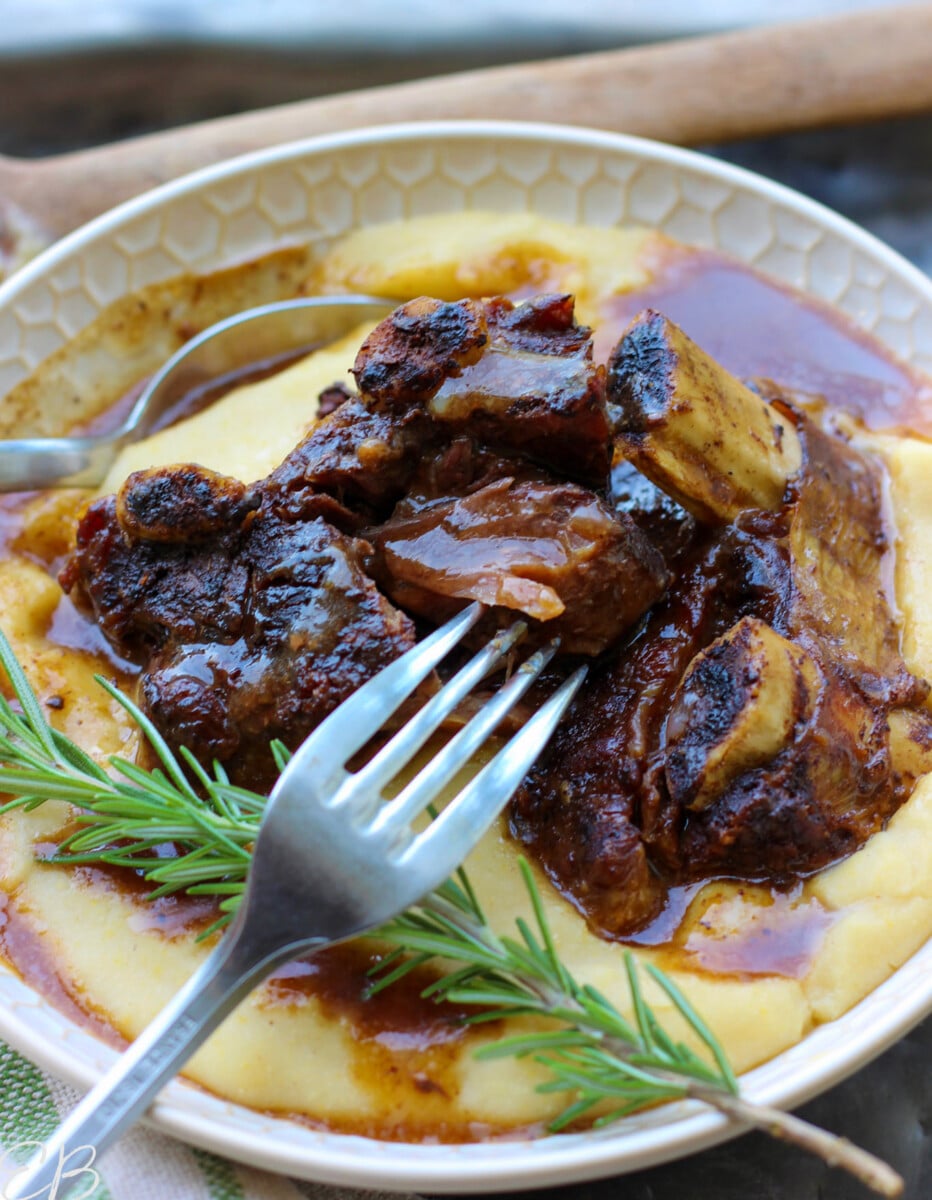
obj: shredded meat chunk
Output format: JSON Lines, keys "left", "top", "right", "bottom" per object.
{"left": 354, "top": 294, "right": 612, "bottom": 485}
{"left": 62, "top": 466, "right": 415, "bottom": 785}
{"left": 265, "top": 399, "right": 434, "bottom": 521}
{"left": 368, "top": 473, "right": 668, "bottom": 656}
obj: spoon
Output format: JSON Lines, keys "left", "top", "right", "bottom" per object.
{"left": 0, "top": 294, "right": 394, "bottom": 491}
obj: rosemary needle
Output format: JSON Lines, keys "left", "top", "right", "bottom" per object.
{"left": 0, "top": 627, "right": 904, "bottom": 1197}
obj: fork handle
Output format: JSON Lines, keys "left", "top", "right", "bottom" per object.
{"left": 4, "top": 930, "right": 301, "bottom": 1200}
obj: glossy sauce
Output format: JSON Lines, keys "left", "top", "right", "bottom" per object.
{"left": 611, "top": 858, "right": 838, "bottom": 979}
{"left": 0, "top": 244, "right": 927, "bottom": 1138}
{"left": 595, "top": 245, "right": 932, "bottom": 435}
{"left": 79, "top": 345, "right": 319, "bottom": 439}
{"left": 662, "top": 883, "right": 836, "bottom": 981}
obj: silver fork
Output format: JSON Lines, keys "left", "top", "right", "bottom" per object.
{"left": 6, "top": 602, "right": 585, "bottom": 1200}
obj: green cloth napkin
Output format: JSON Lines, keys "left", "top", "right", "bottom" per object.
{"left": 0, "top": 1041, "right": 408, "bottom": 1200}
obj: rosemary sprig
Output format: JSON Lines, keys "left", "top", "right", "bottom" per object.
{"left": 372, "top": 860, "right": 740, "bottom": 1129}
{"left": 374, "top": 871, "right": 901, "bottom": 1195}
{"left": 0, "top": 629, "right": 903, "bottom": 1196}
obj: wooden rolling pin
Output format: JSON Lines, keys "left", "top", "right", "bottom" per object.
{"left": 2, "top": 3, "right": 932, "bottom": 248}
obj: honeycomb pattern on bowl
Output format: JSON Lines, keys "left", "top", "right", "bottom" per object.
{"left": 2, "top": 132, "right": 930, "bottom": 397}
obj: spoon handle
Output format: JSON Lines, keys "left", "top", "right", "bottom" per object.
{"left": 0, "top": 436, "right": 115, "bottom": 490}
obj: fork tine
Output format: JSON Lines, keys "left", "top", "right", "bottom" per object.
{"left": 277, "top": 602, "right": 484, "bottom": 785}
{"left": 370, "top": 639, "right": 562, "bottom": 837}
{"left": 337, "top": 619, "right": 527, "bottom": 806}
{"left": 399, "top": 666, "right": 588, "bottom": 885}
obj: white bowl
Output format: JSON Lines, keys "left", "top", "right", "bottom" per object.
{"left": 0, "top": 121, "right": 930, "bottom": 1192}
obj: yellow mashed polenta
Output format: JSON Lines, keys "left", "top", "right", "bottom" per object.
{"left": 0, "top": 212, "right": 930, "bottom": 1139}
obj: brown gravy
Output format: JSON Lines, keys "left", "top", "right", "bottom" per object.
{"left": 663, "top": 884, "right": 836, "bottom": 981}
{"left": 0, "top": 244, "right": 927, "bottom": 1139}
{"left": 264, "top": 942, "right": 514, "bottom": 1142}
{"left": 596, "top": 246, "right": 932, "bottom": 436}
{"left": 0, "top": 892, "right": 123, "bottom": 1050}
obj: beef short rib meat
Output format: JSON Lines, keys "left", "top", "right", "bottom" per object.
{"left": 264, "top": 398, "right": 436, "bottom": 522}
{"left": 513, "top": 321, "right": 931, "bottom": 938}
{"left": 60, "top": 295, "right": 927, "bottom": 947}
{"left": 268, "top": 293, "right": 612, "bottom": 525}
{"left": 368, "top": 471, "right": 669, "bottom": 656}
{"left": 512, "top": 534, "right": 752, "bottom": 935}
{"left": 352, "top": 296, "right": 489, "bottom": 408}
{"left": 353, "top": 294, "right": 612, "bottom": 486}
{"left": 62, "top": 465, "right": 415, "bottom": 785}
{"left": 61, "top": 293, "right": 665, "bottom": 789}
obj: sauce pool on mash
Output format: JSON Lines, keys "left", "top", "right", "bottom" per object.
{"left": 0, "top": 212, "right": 931, "bottom": 1141}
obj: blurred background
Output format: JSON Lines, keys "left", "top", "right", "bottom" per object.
{"left": 0, "top": 0, "right": 929, "bottom": 272}
{"left": 0, "top": 0, "right": 919, "bottom": 151}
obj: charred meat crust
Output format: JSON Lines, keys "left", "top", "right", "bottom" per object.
{"left": 513, "top": 409, "right": 931, "bottom": 937}
{"left": 114, "top": 465, "right": 259, "bottom": 543}
{"left": 62, "top": 294, "right": 662, "bottom": 785}
{"left": 67, "top": 481, "right": 415, "bottom": 786}
{"left": 606, "top": 307, "right": 678, "bottom": 434}
{"left": 141, "top": 511, "right": 415, "bottom": 785}
{"left": 60, "top": 296, "right": 931, "bottom": 941}
{"left": 352, "top": 296, "right": 489, "bottom": 408}
{"left": 607, "top": 310, "right": 802, "bottom": 522}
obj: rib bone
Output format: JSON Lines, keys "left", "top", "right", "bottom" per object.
{"left": 607, "top": 310, "right": 802, "bottom": 523}
{"left": 664, "top": 616, "right": 819, "bottom": 812}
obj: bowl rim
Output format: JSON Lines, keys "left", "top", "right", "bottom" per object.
{"left": 5, "top": 118, "right": 932, "bottom": 315}
{"left": 1, "top": 118, "right": 931, "bottom": 1192}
